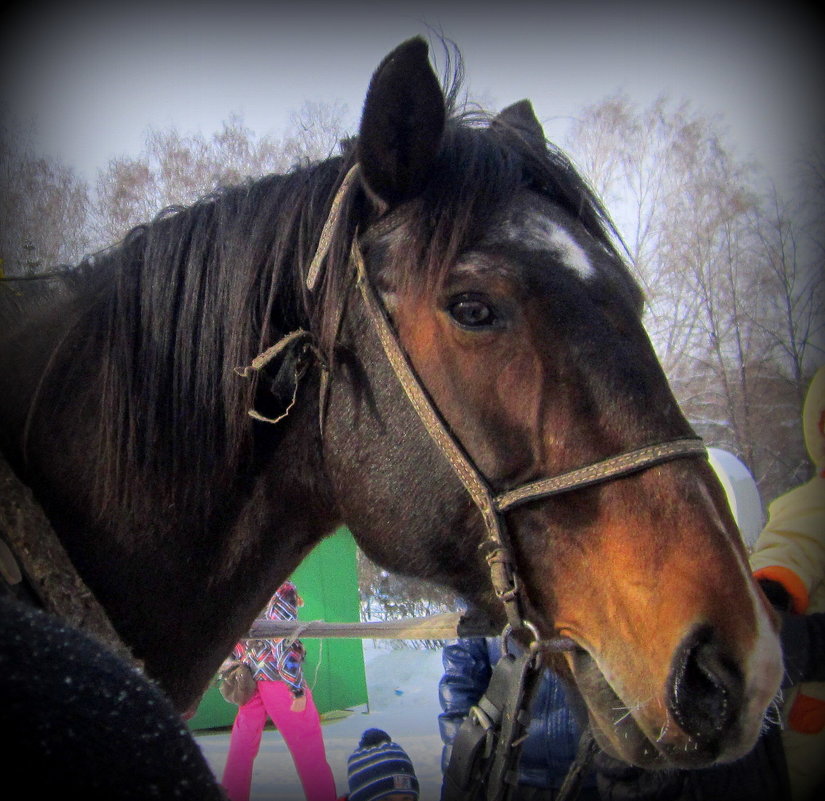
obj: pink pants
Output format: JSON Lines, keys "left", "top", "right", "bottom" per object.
{"left": 221, "top": 681, "right": 337, "bottom": 801}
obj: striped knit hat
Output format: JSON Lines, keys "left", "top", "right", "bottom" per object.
{"left": 347, "top": 729, "right": 419, "bottom": 801}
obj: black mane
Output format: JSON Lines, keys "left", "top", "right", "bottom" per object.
{"left": 14, "top": 99, "right": 628, "bottom": 530}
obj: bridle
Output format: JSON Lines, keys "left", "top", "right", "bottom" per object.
{"left": 257, "top": 164, "right": 706, "bottom": 643}
{"left": 349, "top": 233, "right": 708, "bottom": 639}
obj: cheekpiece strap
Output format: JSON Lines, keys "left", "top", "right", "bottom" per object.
{"left": 306, "top": 164, "right": 361, "bottom": 292}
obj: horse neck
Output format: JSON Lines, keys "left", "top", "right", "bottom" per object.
{"left": 24, "top": 328, "right": 340, "bottom": 709}
{"left": 1, "top": 251, "right": 343, "bottom": 711}
{"left": 157, "top": 381, "right": 340, "bottom": 709}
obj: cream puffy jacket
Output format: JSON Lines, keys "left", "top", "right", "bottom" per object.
{"left": 752, "top": 366, "right": 825, "bottom": 615}
{"left": 751, "top": 365, "right": 825, "bottom": 801}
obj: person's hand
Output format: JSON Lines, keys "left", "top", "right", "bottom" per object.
{"left": 758, "top": 578, "right": 793, "bottom": 612}
{"left": 291, "top": 693, "right": 307, "bottom": 712}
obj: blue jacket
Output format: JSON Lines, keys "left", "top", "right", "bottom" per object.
{"left": 438, "top": 636, "right": 596, "bottom": 790}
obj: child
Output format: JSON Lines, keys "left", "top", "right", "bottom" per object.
{"left": 751, "top": 366, "right": 825, "bottom": 801}
{"left": 344, "top": 729, "right": 419, "bottom": 801}
{"left": 221, "top": 581, "right": 337, "bottom": 801}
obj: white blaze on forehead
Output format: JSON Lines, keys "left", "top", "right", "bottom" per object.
{"left": 501, "top": 212, "right": 595, "bottom": 279}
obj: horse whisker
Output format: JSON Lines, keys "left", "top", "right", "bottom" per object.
{"left": 761, "top": 688, "right": 785, "bottom": 732}
{"left": 612, "top": 697, "right": 653, "bottom": 727}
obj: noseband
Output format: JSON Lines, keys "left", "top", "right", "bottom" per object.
{"left": 245, "top": 164, "right": 707, "bottom": 645}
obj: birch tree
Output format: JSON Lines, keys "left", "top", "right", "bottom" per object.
{"left": 91, "top": 104, "right": 350, "bottom": 250}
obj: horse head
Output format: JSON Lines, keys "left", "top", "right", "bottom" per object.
{"left": 319, "top": 38, "right": 782, "bottom": 769}
{"left": 0, "top": 35, "right": 783, "bottom": 773}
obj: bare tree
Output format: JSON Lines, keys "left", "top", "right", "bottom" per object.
{"left": 564, "top": 95, "right": 728, "bottom": 382}
{"left": 91, "top": 155, "right": 157, "bottom": 247}
{"left": 564, "top": 94, "right": 821, "bottom": 503}
{"left": 0, "top": 119, "right": 90, "bottom": 274}
{"left": 282, "top": 100, "right": 351, "bottom": 165}
{"left": 669, "top": 155, "right": 767, "bottom": 472}
{"left": 89, "top": 105, "right": 351, "bottom": 252}
{"left": 740, "top": 170, "right": 825, "bottom": 491}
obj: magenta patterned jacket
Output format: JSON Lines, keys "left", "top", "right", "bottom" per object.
{"left": 233, "top": 581, "right": 305, "bottom": 695}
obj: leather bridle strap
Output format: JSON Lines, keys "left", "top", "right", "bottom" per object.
{"left": 495, "top": 438, "right": 707, "bottom": 512}
{"left": 351, "top": 231, "right": 705, "bottom": 801}
{"left": 298, "top": 162, "right": 707, "bottom": 636}
{"left": 353, "top": 245, "right": 501, "bottom": 528}
{"left": 278, "top": 166, "right": 707, "bottom": 801}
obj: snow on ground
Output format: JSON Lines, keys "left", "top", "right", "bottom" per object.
{"left": 196, "top": 641, "right": 447, "bottom": 800}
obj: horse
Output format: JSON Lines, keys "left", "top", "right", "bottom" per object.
{"left": 0, "top": 37, "right": 782, "bottom": 773}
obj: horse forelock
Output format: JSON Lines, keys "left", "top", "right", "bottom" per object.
{"left": 369, "top": 113, "right": 632, "bottom": 304}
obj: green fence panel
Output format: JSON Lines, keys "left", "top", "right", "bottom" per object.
{"left": 188, "top": 526, "right": 367, "bottom": 730}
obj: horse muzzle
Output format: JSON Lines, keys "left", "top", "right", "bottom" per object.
{"left": 566, "top": 614, "right": 783, "bottom": 769}
{"left": 666, "top": 623, "right": 745, "bottom": 753}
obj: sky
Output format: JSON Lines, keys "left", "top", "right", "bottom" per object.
{"left": 2, "top": 0, "right": 823, "bottom": 190}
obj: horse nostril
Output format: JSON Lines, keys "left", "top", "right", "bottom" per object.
{"left": 667, "top": 625, "right": 744, "bottom": 747}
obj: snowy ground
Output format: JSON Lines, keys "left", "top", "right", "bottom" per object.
{"left": 196, "top": 641, "right": 446, "bottom": 800}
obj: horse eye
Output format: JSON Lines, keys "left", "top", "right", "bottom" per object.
{"left": 448, "top": 295, "right": 497, "bottom": 328}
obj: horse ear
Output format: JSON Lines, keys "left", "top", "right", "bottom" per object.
{"left": 491, "top": 99, "right": 546, "bottom": 151}
{"left": 357, "top": 37, "right": 445, "bottom": 206}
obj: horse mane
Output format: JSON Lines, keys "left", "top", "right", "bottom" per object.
{"left": 77, "top": 158, "right": 358, "bottom": 525}
{"left": 22, "top": 62, "right": 630, "bottom": 531}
